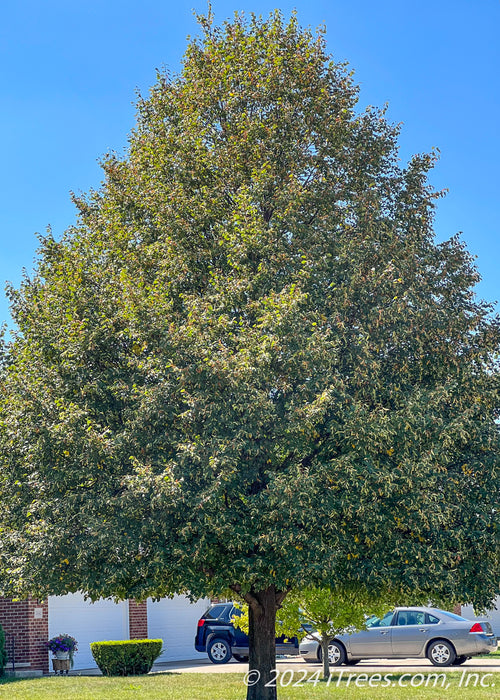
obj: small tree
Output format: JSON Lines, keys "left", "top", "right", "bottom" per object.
{"left": 278, "top": 587, "right": 392, "bottom": 680}
{"left": 0, "top": 10, "right": 499, "bottom": 700}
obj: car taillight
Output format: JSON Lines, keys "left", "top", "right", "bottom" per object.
{"left": 469, "top": 623, "right": 485, "bottom": 633}
{"left": 197, "top": 619, "right": 206, "bottom": 627}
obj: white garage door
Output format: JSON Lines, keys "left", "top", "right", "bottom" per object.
{"left": 48, "top": 593, "right": 129, "bottom": 670}
{"left": 462, "top": 600, "right": 500, "bottom": 637}
{"left": 147, "top": 595, "right": 210, "bottom": 662}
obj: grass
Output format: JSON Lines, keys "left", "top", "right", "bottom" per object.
{"left": 479, "top": 649, "right": 500, "bottom": 658}
{"left": 0, "top": 671, "right": 499, "bottom": 699}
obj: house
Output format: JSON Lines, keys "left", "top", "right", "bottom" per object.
{"left": 2, "top": 593, "right": 498, "bottom": 674}
{"left": 0, "top": 593, "right": 209, "bottom": 674}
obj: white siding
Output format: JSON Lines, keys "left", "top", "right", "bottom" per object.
{"left": 147, "top": 595, "right": 210, "bottom": 662}
{"left": 48, "top": 593, "right": 129, "bottom": 670}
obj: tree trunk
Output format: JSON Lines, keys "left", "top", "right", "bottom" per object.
{"left": 320, "top": 635, "right": 330, "bottom": 681}
{"left": 246, "top": 586, "right": 279, "bottom": 700}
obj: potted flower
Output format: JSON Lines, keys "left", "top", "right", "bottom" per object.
{"left": 45, "top": 634, "right": 78, "bottom": 674}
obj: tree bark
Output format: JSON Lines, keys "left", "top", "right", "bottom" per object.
{"left": 246, "top": 585, "right": 280, "bottom": 700}
{"left": 320, "top": 635, "right": 330, "bottom": 681}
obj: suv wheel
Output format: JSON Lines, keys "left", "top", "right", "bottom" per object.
{"left": 427, "top": 640, "right": 456, "bottom": 666}
{"left": 207, "top": 637, "right": 232, "bottom": 664}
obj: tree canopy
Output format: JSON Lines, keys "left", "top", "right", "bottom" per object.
{"left": 0, "top": 10, "right": 499, "bottom": 699}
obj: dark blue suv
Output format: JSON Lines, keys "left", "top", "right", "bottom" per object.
{"left": 195, "top": 602, "right": 299, "bottom": 663}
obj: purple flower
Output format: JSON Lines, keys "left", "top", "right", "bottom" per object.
{"left": 45, "top": 634, "right": 78, "bottom": 655}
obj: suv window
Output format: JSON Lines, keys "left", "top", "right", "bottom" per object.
{"left": 203, "top": 605, "right": 230, "bottom": 620}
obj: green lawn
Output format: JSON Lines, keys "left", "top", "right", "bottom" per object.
{"left": 0, "top": 671, "right": 499, "bottom": 699}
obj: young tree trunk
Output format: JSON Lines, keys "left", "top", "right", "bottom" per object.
{"left": 320, "top": 635, "right": 330, "bottom": 681}
{"left": 246, "top": 586, "right": 280, "bottom": 700}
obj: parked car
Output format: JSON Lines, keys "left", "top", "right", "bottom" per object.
{"left": 299, "top": 607, "right": 497, "bottom": 667}
{"left": 195, "top": 602, "right": 299, "bottom": 663}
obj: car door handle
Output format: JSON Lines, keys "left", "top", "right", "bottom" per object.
{"left": 379, "top": 631, "right": 389, "bottom": 635}
{"left": 419, "top": 629, "right": 427, "bottom": 632}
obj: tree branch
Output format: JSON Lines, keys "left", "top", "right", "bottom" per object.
{"left": 275, "top": 588, "right": 289, "bottom": 608}
{"left": 230, "top": 584, "right": 264, "bottom": 614}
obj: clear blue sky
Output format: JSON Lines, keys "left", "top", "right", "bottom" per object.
{"left": 1, "top": 0, "right": 499, "bottom": 328}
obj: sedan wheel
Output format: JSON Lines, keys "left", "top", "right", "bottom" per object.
{"left": 328, "top": 641, "right": 346, "bottom": 666}
{"left": 427, "top": 640, "right": 456, "bottom": 666}
{"left": 317, "top": 641, "right": 346, "bottom": 666}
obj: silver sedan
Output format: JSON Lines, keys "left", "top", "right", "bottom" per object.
{"left": 299, "top": 607, "right": 497, "bottom": 666}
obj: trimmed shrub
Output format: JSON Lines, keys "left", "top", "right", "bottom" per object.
{"left": 0, "top": 623, "right": 7, "bottom": 676}
{"left": 90, "top": 639, "right": 163, "bottom": 676}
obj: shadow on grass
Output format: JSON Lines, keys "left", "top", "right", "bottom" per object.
{"left": 0, "top": 671, "right": 182, "bottom": 684}
{"left": 69, "top": 671, "right": 183, "bottom": 678}
{"left": 141, "top": 672, "right": 182, "bottom": 677}
{"left": 0, "top": 677, "right": 34, "bottom": 685}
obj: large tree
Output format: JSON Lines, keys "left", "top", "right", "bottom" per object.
{"left": 0, "top": 11, "right": 499, "bottom": 699}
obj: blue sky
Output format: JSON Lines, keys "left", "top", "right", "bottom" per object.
{"left": 1, "top": 0, "right": 499, "bottom": 327}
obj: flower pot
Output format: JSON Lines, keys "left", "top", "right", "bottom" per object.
{"left": 46, "top": 634, "right": 77, "bottom": 674}
{"left": 55, "top": 651, "right": 70, "bottom": 660}
{"left": 52, "top": 657, "right": 70, "bottom": 674}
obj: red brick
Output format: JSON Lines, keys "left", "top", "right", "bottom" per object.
{"left": 128, "top": 600, "right": 148, "bottom": 639}
{"left": 0, "top": 597, "right": 49, "bottom": 673}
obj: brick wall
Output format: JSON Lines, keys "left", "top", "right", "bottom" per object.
{"left": 0, "top": 597, "right": 49, "bottom": 673}
{"left": 128, "top": 600, "right": 148, "bottom": 639}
